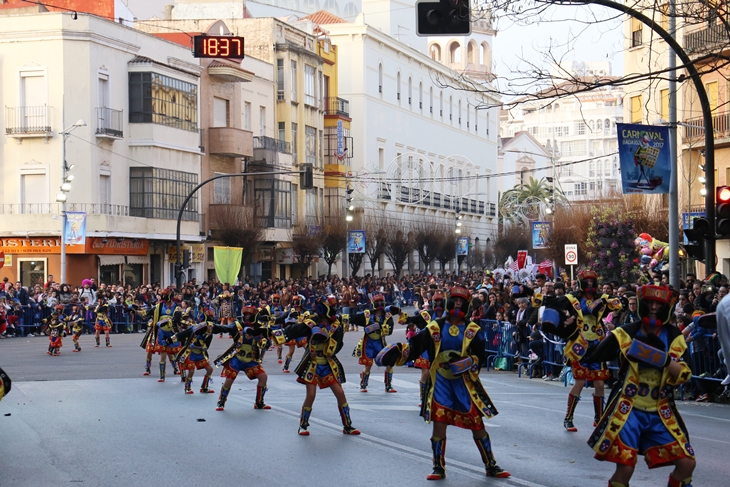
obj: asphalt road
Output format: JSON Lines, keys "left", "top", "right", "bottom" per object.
{"left": 1, "top": 317, "right": 729, "bottom": 487}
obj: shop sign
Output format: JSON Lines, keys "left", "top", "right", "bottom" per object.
{"left": 0, "top": 238, "right": 62, "bottom": 253}
{"left": 169, "top": 244, "right": 205, "bottom": 263}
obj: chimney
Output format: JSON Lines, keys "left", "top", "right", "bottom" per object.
{"left": 164, "top": 4, "right": 174, "bottom": 20}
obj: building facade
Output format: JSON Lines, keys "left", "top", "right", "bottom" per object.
{"left": 0, "top": 11, "right": 205, "bottom": 287}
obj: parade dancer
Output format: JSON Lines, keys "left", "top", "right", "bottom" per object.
{"left": 352, "top": 294, "right": 399, "bottom": 393}
{"left": 64, "top": 304, "right": 85, "bottom": 352}
{"left": 281, "top": 295, "right": 308, "bottom": 373}
{"left": 407, "top": 290, "right": 447, "bottom": 406}
{"left": 213, "top": 306, "right": 271, "bottom": 411}
{"left": 168, "top": 311, "right": 223, "bottom": 394}
{"left": 278, "top": 295, "right": 360, "bottom": 436}
{"left": 94, "top": 303, "right": 113, "bottom": 348}
{"left": 580, "top": 285, "right": 695, "bottom": 487}
{"left": 377, "top": 285, "right": 510, "bottom": 480}
{"left": 217, "top": 290, "right": 235, "bottom": 338}
{"left": 43, "top": 306, "right": 66, "bottom": 356}
{"left": 141, "top": 288, "right": 181, "bottom": 379}
{"left": 267, "top": 293, "right": 287, "bottom": 363}
{"left": 561, "top": 270, "right": 620, "bottom": 432}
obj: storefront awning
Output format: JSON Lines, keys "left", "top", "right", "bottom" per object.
{"left": 98, "top": 255, "right": 125, "bottom": 266}
{"left": 126, "top": 255, "right": 150, "bottom": 265}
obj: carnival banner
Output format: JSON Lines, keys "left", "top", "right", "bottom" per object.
{"left": 517, "top": 250, "right": 528, "bottom": 270}
{"left": 347, "top": 230, "right": 366, "bottom": 254}
{"left": 64, "top": 212, "right": 87, "bottom": 246}
{"left": 531, "top": 221, "right": 552, "bottom": 249}
{"left": 456, "top": 237, "right": 469, "bottom": 256}
{"left": 617, "top": 123, "right": 671, "bottom": 194}
{"left": 213, "top": 246, "right": 242, "bottom": 285}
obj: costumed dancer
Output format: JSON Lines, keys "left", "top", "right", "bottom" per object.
{"left": 213, "top": 306, "right": 272, "bottom": 411}
{"left": 281, "top": 295, "right": 308, "bottom": 373}
{"left": 94, "top": 302, "right": 113, "bottom": 348}
{"left": 351, "top": 294, "right": 400, "bottom": 393}
{"left": 278, "top": 295, "right": 360, "bottom": 436}
{"left": 140, "top": 288, "right": 181, "bottom": 380}
{"left": 407, "top": 290, "right": 447, "bottom": 407}
{"left": 267, "top": 293, "right": 287, "bottom": 363}
{"left": 63, "top": 304, "right": 85, "bottom": 353}
{"left": 43, "top": 306, "right": 67, "bottom": 356}
{"left": 169, "top": 310, "right": 221, "bottom": 394}
{"left": 580, "top": 285, "right": 695, "bottom": 487}
{"left": 217, "top": 290, "right": 235, "bottom": 338}
{"left": 561, "top": 270, "right": 620, "bottom": 432}
{"left": 376, "top": 285, "right": 510, "bottom": 480}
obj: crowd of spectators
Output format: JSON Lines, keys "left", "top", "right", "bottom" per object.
{"left": 1, "top": 268, "right": 728, "bottom": 402}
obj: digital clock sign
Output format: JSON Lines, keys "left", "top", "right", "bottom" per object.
{"left": 193, "top": 36, "right": 245, "bottom": 59}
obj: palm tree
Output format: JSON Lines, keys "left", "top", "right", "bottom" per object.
{"left": 500, "top": 177, "right": 567, "bottom": 225}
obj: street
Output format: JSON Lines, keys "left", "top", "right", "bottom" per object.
{"left": 1, "top": 324, "right": 729, "bottom": 487}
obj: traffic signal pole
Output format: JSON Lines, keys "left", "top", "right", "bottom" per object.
{"left": 553, "top": 0, "right": 717, "bottom": 273}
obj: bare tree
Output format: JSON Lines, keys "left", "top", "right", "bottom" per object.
{"left": 349, "top": 253, "right": 364, "bottom": 277}
{"left": 382, "top": 219, "right": 414, "bottom": 278}
{"left": 209, "top": 204, "right": 264, "bottom": 273}
{"left": 492, "top": 230, "right": 531, "bottom": 268}
{"left": 363, "top": 214, "right": 386, "bottom": 277}
{"left": 320, "top": 214, "right": 348, "bottom": 278}
{"left": 291, "top": 225, "right": 321, "bottom": 278}
{"left": 413, "top": 220, "right": 442, "bottom": 273}
{"left": 435, "top": 232, "right": 457, "bottom": 274}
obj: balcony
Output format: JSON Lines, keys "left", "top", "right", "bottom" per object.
{"left": 253, "top": 135, "right": 291, "bottom": 154}
{"left": 0, "top": 203, "right": 129, "bottom": 216}
{"left": 323, "top": 97, "right": 350, "bottom": 118}
{"left": 684, "top": 24, "right": 730, "bottom": 58}
{"left": 208, "top": 126, "right": 253, "bottom": 158}
{"left": 5, "top": 105, "right": 52, "bottom": 137}
{"left": 683, "top": 111, "right": 730, "bottom": 147}
{"left": 96, "top": 107, "right": 123, "bottom": 139}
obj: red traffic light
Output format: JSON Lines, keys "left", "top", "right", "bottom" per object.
{"left": 718, "top": 186, "right": 730, "bottom": 202}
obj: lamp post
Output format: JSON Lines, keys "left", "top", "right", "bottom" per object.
{"left": 455, "top": 208, "right": 462, "bottom": 275}
{"left": 57, "top": 119, "right": 86, "bottom": 285}
{"left": 345, "top": 184, "right": 354, "bottom": 279}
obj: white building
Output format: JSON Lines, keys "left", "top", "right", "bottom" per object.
{"left": 0, "top": 12, "right": 205, "bottom": 286}
{"left": 501, "top": 61, "right": 624, "bottom": 201}
{"left": 317, "top": 12, "right": 501, "bottom": 273}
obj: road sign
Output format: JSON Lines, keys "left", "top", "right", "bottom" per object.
{"left": 0, "top": 251, "right": 4, "bottom": 269}
{"left": 565, "top": 244, "right": 578, "bottom": 265}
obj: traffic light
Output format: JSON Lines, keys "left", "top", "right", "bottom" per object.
{"left": 717, "top": 186, "right": 730, "bottom": 237}
{"left": 182, "top": 249, "right": 191, "bottom": 269}
{"left": 684, "top": 217, "right": 710, "bottom": 261}
{"left": 416, "top": 0, "right": 471, "bottom": 36}
{"left": 300, "top": 163, "right": 314, "bottom": 190}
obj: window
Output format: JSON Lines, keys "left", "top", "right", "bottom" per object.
{"left": 660, "top": 89, "right": 669, "bottom": 121}
{"left": 21, "top": 172, "right": 47, "bottom": 212}
{"left": 419, "top": 81, "right": 423, "bottom": 109}
{"left": 213, "top": 97, "right": 229, "bottom": 127}
{"left": 98, "top": 73, "right": 110, "bottom": 108}
{"left": 631, "top": 17, "right": 642, "bottom": 47}
{"left": 99, "top": 174, "right": 111, "bottom": 207}
{"left": 630, "top": 95, "right": 642, "bottom": 123}
{"left": 291, "top": 123, "right": 298, "bottom": 163}
{"left": 589, "top": 161, "right": 596, "bottom": 178}
{"left": 378, "top": 63, "right": 383, "bottom": 94}
{"left": 319, "top": 130, "right": 323, "bottom": 168}
{"left": 707, "top": 80, "right": 719, "bottom": 113}
{"left": 291, "top": 183, "right": 299, "bottom": 225}
{"left": 259, "top": 106, "right": 266, "bottom": 136}
{"left": 255, "top": 178, "right": 292, "bottom": 228}
{"left": 291, "top": 60, "right": 297, "bottom": 102}
{"left": 318, "top": 71, "right": 324, "bottom": 109}
{"left": 278, "top": 122, "right": 285, "bottom": 143}
{"left": 277, "top": 59, "right": 285, "bottom": 100}
{"left": 129, "top": 72, "right": 198, "bottom": 132}
{"left": 306, "top": 190, "right": 316, "bottom": 219}
{"left": 408, "top": 77, "right": 412, "bottom": 105}
{"left": 430, "top": 87, "right": 433, "bottom": 115}
{"left": 305, "top": 126, "right": 317, "bottom": 165}
{"left": 244, "top": 102, "right": 251, "bottom": 130}
{"left": 575, "top": 121, "right": 586, "bottom": 135}
{"left": 397, "top": 72, "right": 401, "bottom": 101}
{"left": 129, "top": 167, "right": 198, "bottom": 220}
{"left": 574, "top": 182, "right": 587, "bottom": 196}
{"left": 660, "top": 3, "right": 670, "bottom": 31}
{"left": 213, "top": 173, "right": 231, "bottom": 204}
{"left": 305, "top": 65, "right": 316, "bottom": 106}
{"left": 19, "top": 70, "right": 48, "bottom": 131}
{"left": 560, "top": 140, "right": 587, "bottom": 156}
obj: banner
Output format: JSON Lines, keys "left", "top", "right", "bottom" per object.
{"left": 348, "top": 230, "right": 366, "bottom": 254}
{"left": 531, "top": 221, "right": 552, "bottom": 249}
{"left": 213, "top": 246, "right": 242, "bottom": 285}
{"left": 617, "top": 123, "right": 671, "bottom": 194}
{"left": 64, "top": 212, "right": 86, "bottom": 246}
{"left": 517, "top": 250, "right": 528, "bottom": 270}
{"left": 456, "top": 237, "right": 469, "bottom": 256}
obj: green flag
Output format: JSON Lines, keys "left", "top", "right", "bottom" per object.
{"left": 213, "top": 246, "right": 243, "bottom": 285}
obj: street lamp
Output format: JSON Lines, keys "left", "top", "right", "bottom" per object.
{"left": 57, "top": 119, "right": 87, "bottom": 285}
{"left": 454, "top": 209, "right": 462, "bottom": 274}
